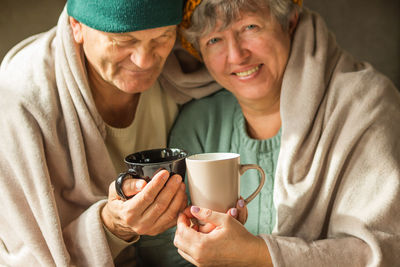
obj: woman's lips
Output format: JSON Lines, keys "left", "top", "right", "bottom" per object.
{"left": 231, "top": 64, "right": 263, "bottom": 79}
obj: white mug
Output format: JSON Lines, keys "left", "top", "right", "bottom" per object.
{"left": 186, "top": 152, "right": 266, "bottom": 213}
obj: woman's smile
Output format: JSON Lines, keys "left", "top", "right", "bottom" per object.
{"left": 231, "top": 64, "right": 263, "bottom": 80}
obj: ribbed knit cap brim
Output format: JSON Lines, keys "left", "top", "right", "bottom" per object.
{"left": 67, "top": 0, "right": 183, "bottom": 33}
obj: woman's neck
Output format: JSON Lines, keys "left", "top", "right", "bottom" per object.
{"left": 239, "top": 94, "right": 281, "bottom": 140}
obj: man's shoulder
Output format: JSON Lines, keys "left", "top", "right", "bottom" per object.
{"left": 1, "top": 27, "right": 57, "bottom": 81}
{"left": 0, "top": 28, "right": 58, "bottom": 108}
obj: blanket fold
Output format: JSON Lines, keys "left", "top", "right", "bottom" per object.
{"left": 261, "top": 8, "right": 400, "bottom": 267}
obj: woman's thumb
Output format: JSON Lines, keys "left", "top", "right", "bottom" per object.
{"left": 190, "top": 206, "right": 224, "bottom": 227}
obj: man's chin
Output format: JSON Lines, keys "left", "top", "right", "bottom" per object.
{"left": 118, "top": 79, "right": 157, "bottom": 94}
{"left": 115, "top": 75, "right": 158, "bottom": 94}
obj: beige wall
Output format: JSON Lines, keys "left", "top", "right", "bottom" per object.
{"left": 0, "top": 0, "right": 66, "bottom": 60}
{"left": 306, "top": 0, "right": 400, "bottom": 88}
{"left": 0, "top": 0, "right": 399, "bottom": 88}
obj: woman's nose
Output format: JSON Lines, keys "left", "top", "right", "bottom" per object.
{"left": 226, "top": 37, "right": 249, "bottom": 65}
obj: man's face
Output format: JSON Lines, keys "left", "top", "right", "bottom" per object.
{"left": 72, "top": 20, "right": 177, "bottom": 94}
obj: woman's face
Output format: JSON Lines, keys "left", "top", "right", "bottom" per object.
{"left": 199, "top": 10, "right": 295, "bottom": 105}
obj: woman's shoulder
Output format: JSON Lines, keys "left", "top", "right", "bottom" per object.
{"left": 172, "top": 89, "right": 236, "bottom": 132}
{"left": 170, "top": 89, "right": 237, "bottom": 152}
{"left": 180, "top": 89, "right": 237, "bottom": 117}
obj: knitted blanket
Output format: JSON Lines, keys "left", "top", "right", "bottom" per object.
{"left": 0, "top": 6, "right": 218, "bottom": 267}
{"left": 261, "top": 9, "right": 400, "bottom": 266}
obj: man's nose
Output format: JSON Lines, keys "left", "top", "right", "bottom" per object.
{"left": 130, "top": 45, "right": 156, "bottom": 70}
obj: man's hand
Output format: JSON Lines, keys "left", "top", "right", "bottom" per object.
{"left": 101, "top": 170, "right": 187, "bottom": 241}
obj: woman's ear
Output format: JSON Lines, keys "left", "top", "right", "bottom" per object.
{"left": 69, "top": 17, "right": 84, "bottom": 44}
{"left": 288, "top": 10, "right": 299, "bottom": 36}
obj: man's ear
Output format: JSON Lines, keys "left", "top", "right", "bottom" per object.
{"left": 288, "top": 10, "right": 299, "bottom": 36}
{"left": 69, "top": 17, "right": 84, "bottom": 44}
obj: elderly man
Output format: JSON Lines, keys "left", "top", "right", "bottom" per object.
{"left": 0, "top": 0, "right": 218, "bottom": 266}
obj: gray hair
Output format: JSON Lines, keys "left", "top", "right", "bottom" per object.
{"left": 182, "top": 0, "right": 302, "bottom": 51}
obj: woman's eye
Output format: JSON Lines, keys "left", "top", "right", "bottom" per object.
{"left": 207, "top": 37, "right": 220, "bottom": 45}
{"left": 245, "top": 24, "right": 258, "bottom": 30}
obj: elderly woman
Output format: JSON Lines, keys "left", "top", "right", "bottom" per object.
{"left": 167, "top": 0, "right": 400, "bottom": 266}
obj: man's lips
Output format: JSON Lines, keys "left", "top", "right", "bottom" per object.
{"left": 123, "top": 68, "right": 154, "bottom": 73}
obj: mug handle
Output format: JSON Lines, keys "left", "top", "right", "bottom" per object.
{"left": 115, "top": 171, "right": 139, "bottom": 200}
{"left": 239, "top": 164, "right": 266, "bottom": 204}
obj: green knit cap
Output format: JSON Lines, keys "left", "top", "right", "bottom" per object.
{"left": 67, "top": 0, "right": 184, "bottom": 33}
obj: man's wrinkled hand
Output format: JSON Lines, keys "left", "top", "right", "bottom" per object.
{"left": 101, "top": 170, "right": 187, "bottom": 241}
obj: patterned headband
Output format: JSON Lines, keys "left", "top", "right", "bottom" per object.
{"left": 180, "top": 0, "right": 303, "bottom": 60}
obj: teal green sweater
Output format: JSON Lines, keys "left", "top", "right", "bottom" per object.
{"left": 170, "top": 89, "right": 280, "bottom": 235}
{"left": 136, "top": 90, "right": 281, "bottom": 266}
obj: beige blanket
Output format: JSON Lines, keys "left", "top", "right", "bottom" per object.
{"left": 261, "top": 9, "right": 400, "bottom": 267}
{"left": 0, "top": 6, "right": 218, "bottom": 267}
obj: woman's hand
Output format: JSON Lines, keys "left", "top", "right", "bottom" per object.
{"left": 101, "top": 169, "right": 187, "bottom": 241}
{"left": 174, "top": 206, "right": 272, "bottom": 267}
{"left": 229, "top": 197, "right": 248, "bottom": 225}
{"left": 196, "top": 197, "right": 248, "bottom": 233}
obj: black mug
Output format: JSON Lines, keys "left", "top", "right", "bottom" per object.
{"left": 115, "top": 148, "right": 188, "bottom": 200}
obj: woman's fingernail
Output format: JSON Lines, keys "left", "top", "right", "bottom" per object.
{"left": 238, "top": 199, "right": 245, "bottom": 208}
{"left": 191, "top": 206, "right": 200, "bottom": 214}
{"left": 230, "top": 208, "right": 238, "bottom": 217}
